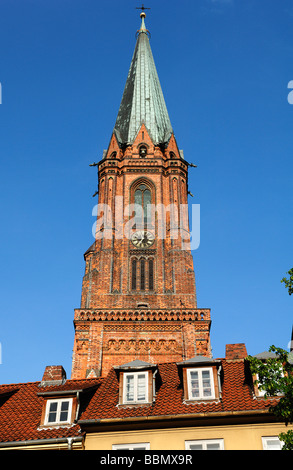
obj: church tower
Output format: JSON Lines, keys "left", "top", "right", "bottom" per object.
{"left": 71, "top": 13, "right": 211, "bottom": 379}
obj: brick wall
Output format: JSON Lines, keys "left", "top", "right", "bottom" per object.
{"left": 71, "top": 127, "right": 211, "bottom": 379}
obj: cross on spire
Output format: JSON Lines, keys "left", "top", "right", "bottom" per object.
{"left": 136, "top": 4, "right": 150, "bottom": 12}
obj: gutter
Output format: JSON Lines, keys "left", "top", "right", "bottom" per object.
{"left": 0, "top": 436, "right": 84, "bottom": 450}
{"left": 37, "top": 384, "right": 99, "bottom": 397}
{"left": 79, "top": 408, "right": 271, "bottom": 426}
{"left": 37, "top": 389, "right": 84, "bottom": 397}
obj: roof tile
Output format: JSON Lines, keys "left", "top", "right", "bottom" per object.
{"left": 0, "top": 360, "right": 280, "bottom": 444}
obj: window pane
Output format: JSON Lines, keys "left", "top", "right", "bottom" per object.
{"left": 60, "top": 411, "right": 69, "bottom": 422}
{"left": 137, "top": 374, "right": 146, "bottom": 401}
{"left": 48, "top": 413, "right": 57, "bottom": 423}
{"left": 143, "top": 190, "right": 151, "bottom": 224}
{"left": 202, "top": 370, "right": 212, "bottom": 397}
{"left": 48, "top": 401, "right": 58, "bottom": 423}
{"left": 134, "top": 189, "right": 143, "bottom": 205}
{"left": 189, "top": 444, "right": 203, "bottom": 450}
{"left": 48, "top": 412, "right": 57, "bottom": 423}
{"left": 190, "top": 371, "right": 199, "bottom": 398}
{"left": 206, "top": 443, "right": 220, "bottom": 450}
{"left": 60, "top": 401, "right": 69, "bottom": 422}
{"left": 49, "top": 402, "right": 58, "bottom": 412}
{"left": 266, "top": 439, "right": 282, "bottom": 450}
{"left": 190, "top": 371, "right": 198, "bottom": 380}
{"left": 134, "top": 189, "right": 143, "bottom": 224}
{"left": 126, "top": 375, "right": 134, "bottom": 401}
{"left": 61, "top": 401, "right": 69, "bottom": 411}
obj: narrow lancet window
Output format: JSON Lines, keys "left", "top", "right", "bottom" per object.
{"left": 132, "top": 259, "right": 137, "bottom": 290}
{"left": 149, "top": 259, "right": 154, "bottom": 291}
{"left": 140, "top": 259, "right": 145, "bottom": 291}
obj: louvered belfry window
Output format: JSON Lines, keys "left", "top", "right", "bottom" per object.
{"left": 140, "top": 258, "right": 145, "bottom": 290}
{"left": 148, "top": 259, "right": 154, "bottom": 291}
{"left": 131, "top": 258, "right": 154, "bottom": 292}
{"left": 131, "top": 259, "right": 137, "bottom": 290}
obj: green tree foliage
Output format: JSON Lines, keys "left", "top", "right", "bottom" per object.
{"left": 247, "top": 346, "right": 293, "bottom": 450}
{"left": 281, "top": 268, "right": 293, "bottom": 296}
{"left": 279, "top": 430, "right": 293, "bottom": 451}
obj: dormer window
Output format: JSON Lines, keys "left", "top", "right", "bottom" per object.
{"left": 44, "top": 398, "right": 73, "bottom": 425}
{"left": 187, "top": 368, "right": 215, "bottom": 400}
{"left": 114, "top": 360, "right": 157, "bottom": 407}
{"left": 177, "top": 356, "right": 221, "bottom": 403}
{"left": 123, "top": 371, "right": 148, "bottom": 404}
{"left": 249, "top": 351, "right": 284, "bottom": 398}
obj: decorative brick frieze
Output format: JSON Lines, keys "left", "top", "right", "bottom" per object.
{"left": 74, "top": 308, "right": 211, "bottom": 322}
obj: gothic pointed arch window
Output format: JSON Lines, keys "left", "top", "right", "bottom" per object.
{"left": 140, "top": 258, "right": 145, "bottom": 290}
{"left": 148, "top": 258, "right": 154, "bottom": 291}
{"left": 131, "top": 258, "right": 137, "bottom": 291}
{"left": 134, "top": 184, "right": 152, "bottom": 226}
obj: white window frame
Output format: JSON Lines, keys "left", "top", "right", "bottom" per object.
{"left": 255, "top": 373, "right": 266, "bottom": 397}
{"left": 112, "top": 443, "right": 150, "bottom": 450}
{"left": 122, "top": 371, "right": 148, "bottom": 404}
{"left": 186, "top": 367, "right": 215, "bottom": 400}
{"left": 262, "top": 436, "right": 284, "bottom": 450}
{"left": 44, "top": 398, "right": 73, "bottom": 425}
{"left": 185, "top": 439, "right": 224, "bottom": 450}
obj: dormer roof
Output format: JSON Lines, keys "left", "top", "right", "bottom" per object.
{"left": 176, "top": 356, "right": 220, "bottom": 367}
{"left": 113, "top": 359, "right": 156, "bottom": 371}
{"left": 253, "top": 351, "right": 277, "bottom": 360}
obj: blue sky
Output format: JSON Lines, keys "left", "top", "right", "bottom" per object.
{"left": 0, "top": 0, "right": 292, "bottom": 384}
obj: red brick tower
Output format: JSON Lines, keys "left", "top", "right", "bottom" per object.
{"left": 71, "top": 13, "right": 211, "bottom": 379}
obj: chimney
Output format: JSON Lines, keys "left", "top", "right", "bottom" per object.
{"left": 225, "top": 343, "right": 248, "bottom": 360}
{"left": 40, "top": 365, "right": 66, "bottom": 387}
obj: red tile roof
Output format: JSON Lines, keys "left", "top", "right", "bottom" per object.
{"left": 79, "top": 360, "right": 279, "bottom": 422}
{"left": 0, "top": 359, "right": 279, "bottom": 445}
{"left": 0, "top": 378, "right": 101, "bottom": 444}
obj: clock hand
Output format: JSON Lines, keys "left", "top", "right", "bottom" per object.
{"left": 142, "top": 232, "right": 148, "bottom": 246}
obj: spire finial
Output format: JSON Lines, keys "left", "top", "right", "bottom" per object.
{"left": 136, "top": 4, "right": 150, "bottom": 34}
{"left": 140, "top": 11, "right": 147, "bottom": 31}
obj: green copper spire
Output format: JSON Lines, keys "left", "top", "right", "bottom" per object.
{"left": 114, "top": 12, "right": 173, "bottom": 145}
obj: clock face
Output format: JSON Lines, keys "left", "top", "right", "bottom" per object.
{"left": 131, "top": 230, "right": 155, "bottom": 248}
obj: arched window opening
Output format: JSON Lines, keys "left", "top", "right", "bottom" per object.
{"left": 140, "top": 259, "right": 145, "bottom": 291}
{"left": 134, "top": 184, "right": 152, "bottom": 226}
{"left": 148, "top": 259, "right": 154, "bottom": 291}
{"left": 139, "top": 145, "right": 147, "bottom": 157}
{"left": 131, "top": 259, "right": 137, "bottom": 291}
